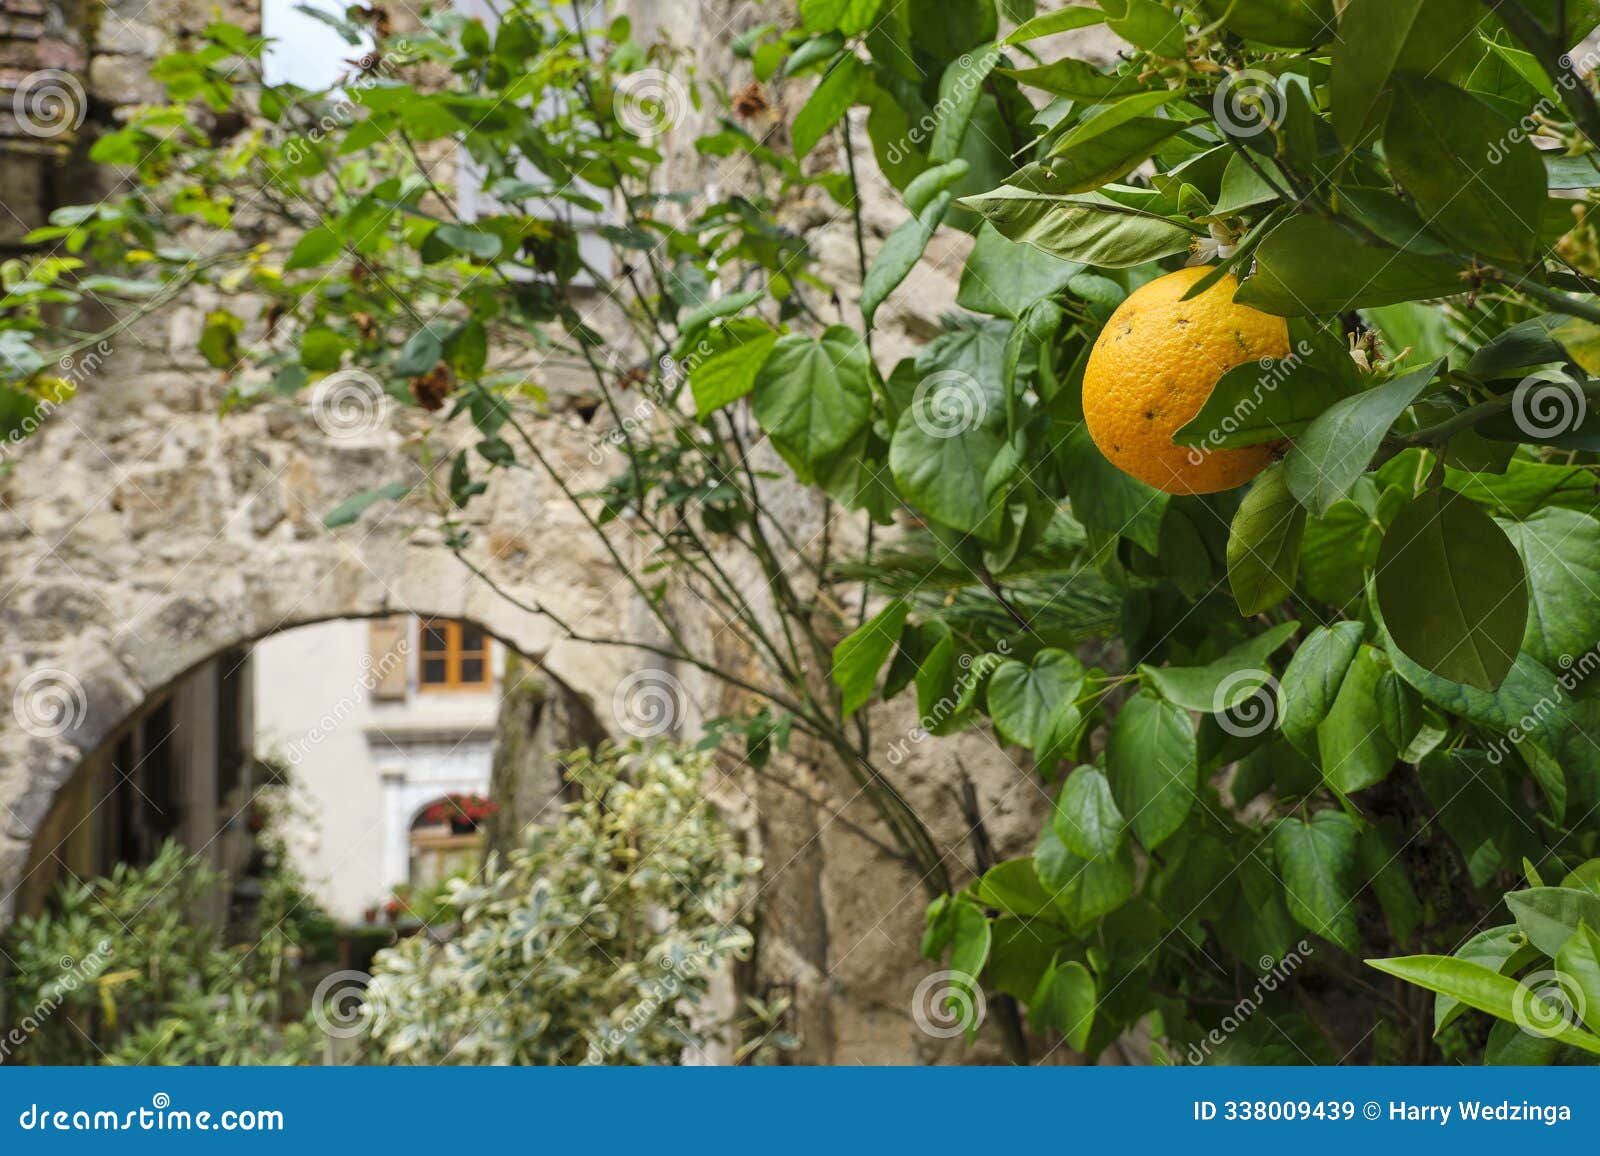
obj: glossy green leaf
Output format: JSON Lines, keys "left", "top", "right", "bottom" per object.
{"left": 987, "top": 648, "right": 1087, "bottom": 749}
{"left": 1106, "top": 691, "right": 1197, "bottom": 849}
{"left": 1368, "top": 954, "right": 1600, "bottom": 1055}
{"left": 1235, "top": 217, "right": 1463, "bottom": 315}
{"left": 831, "top": 599, "right": 910, "bottom": 717}
{"left": 1283, "top": 361, "right": 1440, "bottom": 515}
{"left": 1275, "top": 810, "right": 1359, "bottom": 951}
{"left": 1383, "top": 76, "right": 1544, "bottom": 263}
{"left": 1376, "top": 489, "right": 1529, "bottom": 691}
{"left": 1276, "top": 621, "right": 1366, "bottom": 754}
{"left": 960, "top": 186, "right": 1197, "bottom": 267}
{"left": 1053, "top": 766, "right": 1126, "bottom": 860}
{"left": 1228, "top": 463, "right": 1307, "bottom": 614}
{"left": 752, "top": 327, "right": 873, "bottom": 465}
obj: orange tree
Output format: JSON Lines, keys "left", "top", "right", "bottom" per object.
{"left": 6, "top": 0, "right": 1600, "bottom": 1063}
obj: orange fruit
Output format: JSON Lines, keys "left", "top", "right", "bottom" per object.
{"left": 1081, "top": 266, "right": 1290, "bottom": 495}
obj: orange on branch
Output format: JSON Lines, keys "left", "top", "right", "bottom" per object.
{"left": 1081, "top": 266, "right": 1290, "bottom": 495}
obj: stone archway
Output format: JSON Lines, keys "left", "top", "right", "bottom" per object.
{"left": 0, "top": 383, "right": 672, "bottom": 918}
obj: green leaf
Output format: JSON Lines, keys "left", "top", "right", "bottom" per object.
{"left": 1276, "top": 621, "right": 1366, "bottom": 754}
{"left": 959, "top": 186, "right": 1197, "bottom": 267}
{"left": 752, "top": 327, "right": 872, "bottom": 465}
{"left": 1436, "top": 926, "right": 1534, "bottom": 1032}
{"left": 1315, "top": 644, "right": 1399, "bottom": 792}
{"left": 1283, "top": 360, "right": 1440, "bottom": 515}
{"left": 1140, "top": 620, "right": 1300, "bottom": 713}
{"left": 1197, "top": 0, "right": 1335, "bottom": 46}
{"left": 987, "top": 648, "right": 1087, "bottom": 749}
{"left": 1557, "top": 923, "right": 1600, "bottom": 1033}
{"left": 1506, "top": 887, "right": 1600, "bottom": 957}
{"left": 949, "top": 898, "right": 993, "bottom": 980}
{"left": 324, "top": 480, "right": 411, "bottom": 528}
{"left": 432, "top": 223, "right": 503, "bottom": 261}
{"left": 792, "top": 53, "right": 863, "bottom": 159}
{"left": 1041, "top": 117, "right": 1189, "bottom": 195}
{"left": 1059, "top": 424, "right": 1170, "bottom": 554}
{"left": 198, "top": 310, "right": 243, "bottom": 370}
{"left": 1498, "top": 508, "right": 1600, "bottom": 668}
{"left": 299, "top": 326, "right": 347, "bottom": 372}
{"left": 799, "top": 0, "right": 882, "bottom": 33}
{"left": 1367, "top": 955, "right": 1600, "bottom": 1055}
{"left": 956, "top": 222, "right": 1082, "bottom": 319}
{"left": 690, "top": 328, "right": 779, "bottom": 418}
{"left": 1383, "top": 76, "right": 1543, "bottom": 263}
{"left": 1329, "top": 0, "right": 1484, "bottom": 148}
{"left": 1275, "top": 810, "right": 1359, "bottom": 951}
{"left": 930, "top": 44, "right": 1000, "bottom": 163}
{"left": 1005, "top": 6, "right": 1106, "bottom": 42}
{"left": 1376, "top": 488, "right": 1529, "bottom": 691}
{"left": 285, "top": 225, "right": 342, "bottom": 270}
{"left": 1106, "top": 691, "right": 1197, "bottom": 850}
{"left": 1001, "top": 59, "right": 1153, "bottom": 100}
{"left": 1027, "top": 959, "right": 1096, "bottom": 1051}
{"left": 1174, "top": 322, "right": 1364, "bottom": 450}
{"left": 1053, "top": 766, "right": 1126, "bottom": 859}
{"left": 1235, "top": 216, "right": 1463, "bottom": 315}
{"left": 862, "top": 192, "right": 955, "bottom": 327}
{"left": 1228, "top": 463, "right": 1307, "bottom": 614}
{"left": 975, "top": 860, "right": 1055, "bottom": 918}
{"left": 832, "top": 599, "right": 911, "bottom": 717}
{"left": 1034, "top": 825, "right": 1137, "bottom": 927}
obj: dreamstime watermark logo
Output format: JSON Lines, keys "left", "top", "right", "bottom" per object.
{"left": 883, "top": 643, "right": 1011, "bottom": 766}
{"left": 587, "top": 393, "right": 658, "bottom": 465}
{"left": 612, "top": 668, "right": 688, "bottom": 737}
{"left": 12, "top": 70, "right": 86, "bottom": 139}
{"left": 614, "top": 69, "right": 689, "bottom": 138}
{"left": 911, "top": 371, "right": 987, "bottom": 439}
{"left": 283, "top": 638, "right": 409, "bottom": 765}
{"left": 1511, "top": 370, "right": 1587, "bottom": 439}
{"left": 0, "top": 940, "right": 114, "bottom": 1062}
{"left": 282, "top": 44, "right": 409, "bottom": 166}
{"left": 1213, "top": 668, "right": 1278, "bottom": 738}
{"left": 911, "top": 969, "right": 986, "bottom": 1039}
{"left": 312, "top": 969, "right": 387, "bottom": 1039}
{"left": 882, "top": 51, "right": 989, "bottom": 167}
{"left": 1184, "top": 339, "right": 1312, "bottom": 465}
{"left": 1212, "top": 69, "right": 1283, "bottom": 139}
{"left": 1485, "top": 644, "right": 1600, "bottom": 765}
{"left": 1185, "top": 940, "right": 1314, "bottom": 1064}
{"left": 584, "top": 942, "right": 718, "bottom": 1063}
{"left": 310, "top": 368, "right": 389, "bottom": 438}
{"left": 1512, "top": 969, "right": 1586, "bottom": 1039}
{"left": 12, "top": 668, "right": 87, "bottom": 739}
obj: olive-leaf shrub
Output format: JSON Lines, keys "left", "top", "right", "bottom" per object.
{"left": 2, "top": 841, "right": 324, "bottom": 1066}
{"left": 358, "top": 743, "right": 759, "bottom": 1066}
{"left": 12, "top": 0, "right": 1600, "bottom": 1064}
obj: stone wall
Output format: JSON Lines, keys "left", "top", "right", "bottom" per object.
{"left": 0, "top": 0, "right": 1122, "bottom": 1064}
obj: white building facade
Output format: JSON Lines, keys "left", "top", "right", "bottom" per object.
{"left": 252, "top": 617, "right": 502, "bottom": 920}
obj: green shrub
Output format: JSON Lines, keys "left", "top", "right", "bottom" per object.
{"left": 358, "top": 742, "right": 760, "bottom": 1065}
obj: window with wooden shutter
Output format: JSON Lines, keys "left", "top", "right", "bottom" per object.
{"left": 368, "top": 616, "right": 410, "bottom": 700}
{"left": 417, "top": 617, "right": 493, "bottom": 691}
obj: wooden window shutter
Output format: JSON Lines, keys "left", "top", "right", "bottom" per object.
{"left": 368, "top": 617, "right": 409, "bottom": 700}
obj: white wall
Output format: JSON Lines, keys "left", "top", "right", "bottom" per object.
{"left": 252, "top": 619, "right": 500, "bottom": 920}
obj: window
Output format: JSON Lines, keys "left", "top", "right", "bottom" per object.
{"left": 261, "top": 0, "right": 372, "bottom": 90}
{"left": 417, "top": 618, "right": 493, "bottom": 691}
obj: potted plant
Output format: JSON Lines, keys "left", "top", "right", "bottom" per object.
{"left": 421, "top": 793, "right": 499, "bottom": 835}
